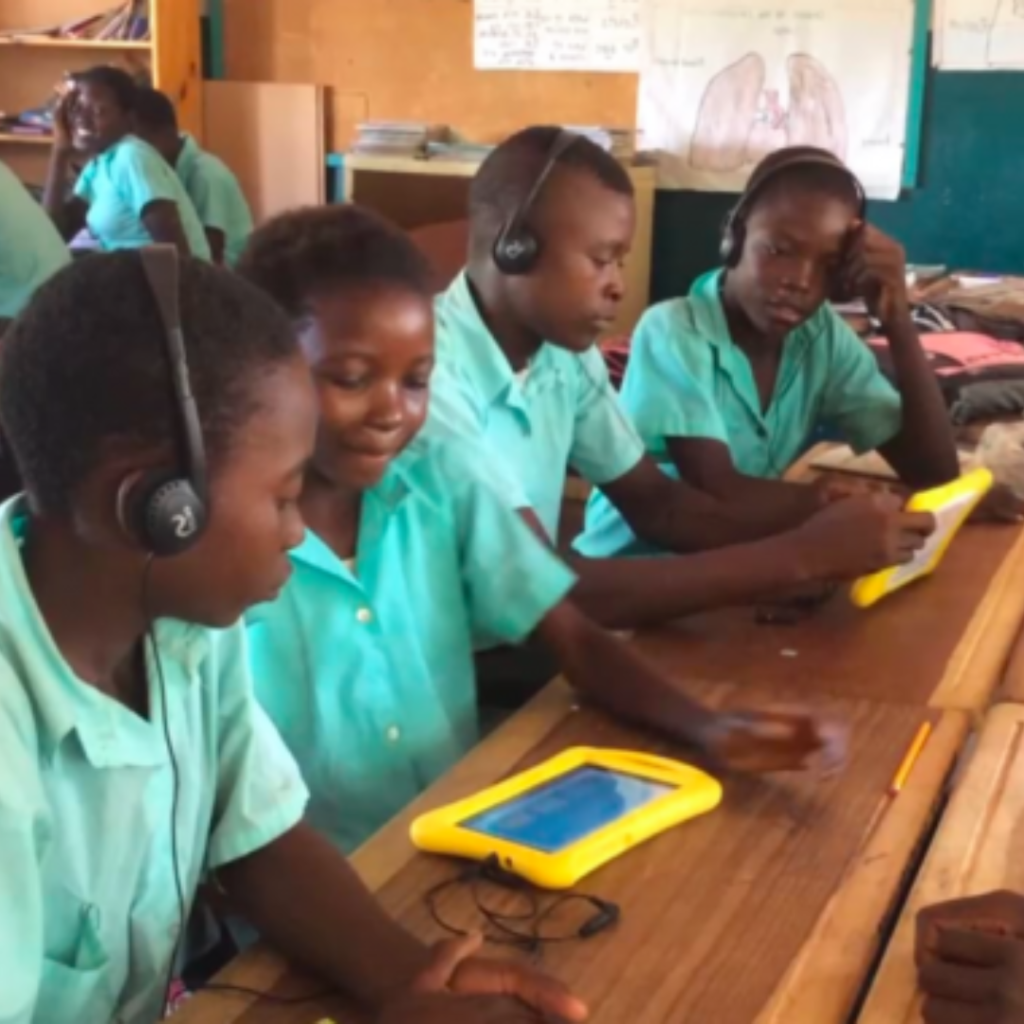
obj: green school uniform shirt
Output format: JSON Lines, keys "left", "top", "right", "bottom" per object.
{"left": 0, "top": 159, "right": 70, "bottom": 318}
{"left": 576, "top": 269, "right": 904, "bottom": 557}
{"left": 428, "top": 272, "right": 646, "bottom": 542}
{"left": 246, "top": 437, "right": 576, "bottom": 854}
{"left": 73, "top": 135, "right": 211, "bottom": 258}
{"left": 0, "top": 497, "right": 308, "bottom": 1024}
{"left": 175, "top": 134, "right": 253, "bottom": 266}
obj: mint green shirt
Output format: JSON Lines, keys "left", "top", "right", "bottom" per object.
{"left": 0, "top": 497, "right": 307, "bottom": 1024}
{"left": 247, "top": 437, "right": 576, "bottom": 853}
{"left": 175, "top": 134, "right": 253, "bottom": 266}
{"left": 0, "top": 160, "right": 70, "bottom": 318}
{"left": 73, "top": 135, "right": 211, "bottom": 259}
{"left": 577, "top": 269, "right": 904, "bottom": 557}
{"left": 429, "top": 273, "right": 646, "bottom": 542}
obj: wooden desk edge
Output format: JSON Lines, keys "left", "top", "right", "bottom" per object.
{"left": 930, "top": 525, "right": 1024, "bottom": 715}
{"left": 174, "top": 678, "right": 578, "bottom": 1024}
{"left": 756, "top": 710, "right": 971, "bottom": 1024}
{"left": 858, "top": 703, "right": 1024, "bottom": 1024}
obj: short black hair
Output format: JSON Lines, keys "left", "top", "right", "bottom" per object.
{"left": 133, "top": 86, "right": 178, "bottom": 132}
{"left": 745, "top": 147, "right": 862, "bottom": 217}
{"left": 237, "top": 205, "right": 434, "bottom": 320}
{"left": 469, "top": 125, "right": 634, "bottom": 245}
{"left": 74, "top": 65, "right": 139, "bottom": 112}
{"left": 0, "top": 253, "right": 298, "bottom": 516}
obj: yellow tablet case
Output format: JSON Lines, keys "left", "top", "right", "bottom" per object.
{"left": 410, "top": 747, "right": 722, "bottom": 890}
{"left": 850, "top": 467, "right": 993, "bottom": 610}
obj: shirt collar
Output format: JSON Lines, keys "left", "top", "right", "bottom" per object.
{"left": 689, "top": 268, "right": 817, "bottom": 359}
{"left": 289, "top": 456, "right": 417, "bottom": 581}
{"left": 0, "top": 497, "right": 210, "bottom": 766}
{"left": 440, "top": 272, "right": 565, "bottom": 411}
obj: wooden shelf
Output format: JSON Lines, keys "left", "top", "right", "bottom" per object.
{"left": 0, "top": 132, "right": 52, "bottom": 146}
{"left": 0, "top": 37, "right": 151, "bottom": 51}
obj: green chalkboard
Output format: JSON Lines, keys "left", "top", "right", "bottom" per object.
{"left": 651, "top": 68, "right": 1024, "bottom": 303}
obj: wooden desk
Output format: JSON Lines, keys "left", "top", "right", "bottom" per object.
{"left": 631, "top": 521, "right": 1024, "bottom": 715}
{"left": 178, "top": 682, "right": 969, "bottom": 1024}
{"left": 859, "top": 702, "right": 1024, "bottom": 1023}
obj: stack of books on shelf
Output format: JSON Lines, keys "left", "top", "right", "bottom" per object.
{"left": 0, "top": 1, "right": 150, "bottom": 43}
{"left": 351, "top": 121, "right": 451, "bottom": 159}
{"left": 0, "top": 95, "right": 57, "bottom": 140}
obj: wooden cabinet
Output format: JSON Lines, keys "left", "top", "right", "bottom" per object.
{"left": 0, "top": 0, "right": 202, "bottom": 186}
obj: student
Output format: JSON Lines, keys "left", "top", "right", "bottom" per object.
{"left": 43, "top": 66, "right": 210, "bottom": 259}
{"left": 916, "top": 891, "right": 1024, "bottom": 1021}
{"left": 238, "top": 204, "right": 845, "bottom": 855}
{"left": 133, "top": 87, "right": 254, "bottom": 266}
{"left": 428, "top": 126, "right": 935, "bottom": 630}
{"left": 0, "top": 251, "right": 587, "bottom": 1024}
{"left": 579, "top": 146, "right": 961, "bottom": 559}
{"left": 0, "top": 158, "right": 69, "bottom": 324}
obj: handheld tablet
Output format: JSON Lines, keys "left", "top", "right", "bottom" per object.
{"left": 850, "top": 467, "right": 993, "bottom": 609}
{"left": 410, "top": 747, "right": 722, "bottom": 889}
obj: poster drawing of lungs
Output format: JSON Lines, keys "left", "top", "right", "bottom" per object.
{"left": 689, "top": 52, "right": 848, "bottom": 174}
{"left": 636, "top": 0, "right": 915, "bottom": 198}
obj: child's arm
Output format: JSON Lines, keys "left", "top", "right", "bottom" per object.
{"left": 665, "top": 435, "right": 826, "bottom": 524}
{"left": 217, "top": 825, "right": 586, "bottom": 1020}
{"left": 547, "top": 491, "right": 933, "bottom": 629}
{"left": 842, "top": 226, "right": 959, "bottom": 489}
{"left": 533, "top": 599, "right": 846, "bottom": 773}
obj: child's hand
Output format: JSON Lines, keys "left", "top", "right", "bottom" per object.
{"left": 699, "top": 707, "right": 848, "bottom": 774}
{"left": 916, "top": 891, "right": 1024, "bottom": 1022}
{"left": 972, "top": 483, "right": 1024, "bottom": 525}
{"left": 378, "top": 933, "right": 588, "bottom": 1023}
{"left": 792, "top": 492, "right": 935, "bottom": 581}
{"left": 52, "top": 82, "right": 77, "bottom": 153}
{"left": 838, "top": 224, "right": 910, "bottom": 328}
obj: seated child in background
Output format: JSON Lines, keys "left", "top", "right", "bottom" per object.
{"left": 916, "top": 891, "right": 1024, "bottom": 1022}
{"left": 43, "top": 66, "right": 210, "bottom": 259}
{"left": 0, "top": 251, "right": 586, "bottom": 1024}
{"left": 238, "top": 204, "right": 844, "bottom": 854}
{"left": 133, "top": 87, "right": 254, "bottom": 266}
{"left": 579, "top": 146, "right": 961, "bottom": 559}
{"left": 428, "top": 126, "right": 935, "bottom": 632}
{"left": 0, "top": 158, "right": 69, "bottom": 324}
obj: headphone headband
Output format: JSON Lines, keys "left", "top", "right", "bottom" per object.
{"left": 735, "top": 148, "right": 866, "bottom": 223}
{"left": 138, "top": 245, "right": 208, "bottom": 505}
{"left": 493, "top": 129, "right": 581, "bottom": 275}
{"left": 720, "top": 148, "right": 866, "bottom": 267}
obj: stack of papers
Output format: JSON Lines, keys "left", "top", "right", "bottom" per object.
{"left": 351, "top": 122, "right": 451, "bottom": 158}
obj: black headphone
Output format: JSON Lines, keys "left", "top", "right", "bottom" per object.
{"left": 719, "top": 147, "right": 868, "bottom": 269}
{"left": 116, "top": 245, "right": 209, "bottom": 557}
{"left": 493, "top": 129, "right": 581, "bottom": 276}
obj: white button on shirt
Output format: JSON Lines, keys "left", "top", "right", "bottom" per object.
{"left": 356, "top": 607, "right": 373, "bottom": 624}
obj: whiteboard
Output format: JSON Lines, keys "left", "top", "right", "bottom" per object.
{"left": 474, "top": 0, "right": 642, "bottom": 72}
{"left": 636, "top": 0, "right": 916, "bottom": 199}
{"left": 935, "top": 0, "right": 1024, "bottom": 70}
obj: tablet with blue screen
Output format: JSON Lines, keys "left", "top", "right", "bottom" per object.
{"left": 411, "top": 748, "right": 722, "bottom": 889}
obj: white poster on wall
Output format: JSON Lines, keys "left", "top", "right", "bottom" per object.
{"left": 474, "top": 0, "right": 642, "bottom": 72}
{"left": 637, "top": 0, "right": 916, "bottom": 198}
{"left": 935, "top": 0, "right": 1024, "bottom": 70}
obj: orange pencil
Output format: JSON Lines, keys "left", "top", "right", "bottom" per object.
{"left": 889, "top": 721, "right": 933, "bottom": 796}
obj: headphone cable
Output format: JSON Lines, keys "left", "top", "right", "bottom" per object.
{"left": 141, "top": 554, "right": 188, "bottom": 1019}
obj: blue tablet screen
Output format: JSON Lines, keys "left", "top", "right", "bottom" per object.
{"left": 461, "top": 766, "right": 674, "bottom": 853}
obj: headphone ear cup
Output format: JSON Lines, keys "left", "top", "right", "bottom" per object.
{"left": 721, "top": 219, "right": 745, "bottom": 269}
{"left": 122, "top": 471, "right": 208, "bottom": 557}
{"left": 493, "top": 226, "right": 540, "bottom": 276}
